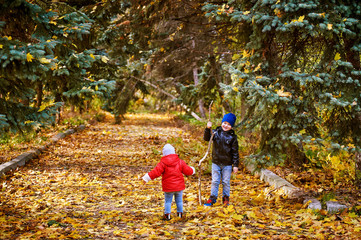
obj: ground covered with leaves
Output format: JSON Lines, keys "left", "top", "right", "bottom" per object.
{"left": 1, "top": 113, "right": 361, "bottom": 239}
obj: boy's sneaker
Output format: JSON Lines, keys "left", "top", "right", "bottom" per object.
{"left": 223, "top": 196, "right": 230, "bottom": 206}
{"left": 204, "top": 196, "right": 217, "bottom": 206}
{"left": 162, "top": 213, "right": 171, "bottom": 221}
{"left": 177, "top": 212, "right": 183, "bottom": 218}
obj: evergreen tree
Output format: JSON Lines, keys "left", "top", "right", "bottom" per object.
{"left": 0, "top": 0, "right": 114, "bottom": 133}
{"left": 203, "top": 1, "right": 361, "bottom": 169}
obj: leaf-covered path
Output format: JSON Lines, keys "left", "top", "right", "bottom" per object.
{"left": 1, "top": 113, "right": 360, "bottom": 239}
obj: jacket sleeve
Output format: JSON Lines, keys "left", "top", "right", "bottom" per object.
{"left": 147, "top": 162, "right": 165, "bottom": 180}
{"left": 180, "top": 160, "right": 195, "bottom": 176}
{"left": 232, "top": 136, "right": 240, "bottom": 167}
{"left": 204, "top": 128, "right": 212, "bottom": 141}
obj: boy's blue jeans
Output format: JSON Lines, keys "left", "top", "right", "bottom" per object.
{"left": 210, "top": 163, "right": 232, "bottom": 199}
{"left": 164, "top": 190, "right": 183, "bottom": 214}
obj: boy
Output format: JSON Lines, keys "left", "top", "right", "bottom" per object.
{"left": 142, "top": 144, "right": 195, "bottom": 220}
{"left": 203, "top": 113, "right": 239, "bottom": 206}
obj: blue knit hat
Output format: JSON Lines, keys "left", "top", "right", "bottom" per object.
{"left": 162, "top": 144, "right": 175, "bottom": 156}
{"left": 222, "top": 113, "right": 236, "bottom": 127}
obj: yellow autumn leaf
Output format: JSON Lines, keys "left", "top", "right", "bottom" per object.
{"left": 277, "top": 89, "right": 292, "bottom": 97}
{"left": 38, "top": 105, "right": 47, "bottom": 112}
{"left": 254, "top": 63, "right": 262, "bottom": 71}
{"left": 101, "top": 56, "right": 109, "bottom": 63}
{"left": 39, "top": 58, "right": 51, "bottom": 64}
{"left": 232, "top": 214, "right": 243, "bottom": 221}
{"left": 299, "top": 129, "right": 306, "bottom": 134}
{"left": 348, "top": 143, "right": 355, "bottom": 148}
{"left": 113, "top": 230, "right": 123, "bottom": 236}
{"left": 246, "top": 211, "right": 257, "bottom": 219}
{"left": 136, "top": 227, "right": 148, "bottom": 234}
{"left": 243, "top": 11, "right": 250, "bottom": 15}
{"left": 0, "top": 44, "right": 3, "bottom": 49}
{"left": 348, "top": 212, "right": 358, "bottom": 218}
{"left": 226, "top": 204, "right": 235, "bottom": 213}
{"left": 232, "top": 54, "right": 240, "bottom": 60}
{"left": 274, "top": 9, "right": 281, "bottom": 16}
{"left": 242, "top": 50, "right": 250, "bottom": 58}
{"left": 233, "top": 87, "right": 239, "bottom": 92}
{"left": 334, "top": 53, "right": 341, "bottom": 61}
{"left": 217, "top": 212, "right": 227, "bottom": 217}
{"left": 291, "top": 16, "right": 304, "bottom": 23}
{"left": 27, "top": 53, "right": 34, "bottom": 62}
{"left": 327, "top": 24, "right": 333, "bottom": 30}
{"left": 90, "top": 54, "right": 95, "bottom": 59}
{"left": 51, "top": 63, "right": 58, "bottom": 70}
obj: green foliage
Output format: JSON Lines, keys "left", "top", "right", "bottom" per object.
{"left": 202, "top": 0, "right": 361, "bottom": 168}
{"left": 320, "top": 192, "right": 336, "bottom": 210}
{"left": 61, "top": 116, "right": 85, "bottom": 127}
{"left": 0, "top": 0, "right": 115, "bottom": 133}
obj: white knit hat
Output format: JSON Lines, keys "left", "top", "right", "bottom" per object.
{"left": 162, "top": 144, "right": 175, "bottom": 156}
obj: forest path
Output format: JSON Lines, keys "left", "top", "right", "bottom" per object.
{"left": 0, "top": 113, "right": 354, "bottom": 239}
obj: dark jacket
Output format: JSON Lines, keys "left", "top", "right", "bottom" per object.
{"left": 204, "top": 126, "right": 239, "bottom": 167}
{"left": 148, "top": 154, "right": 194, "bottom": 192}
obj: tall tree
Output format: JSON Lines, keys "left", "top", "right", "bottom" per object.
{"left": 0, "top": 0, "right": 114, "bottom": 133}
{"left": 203, "top": 1, "right": 361, "bottom": 171}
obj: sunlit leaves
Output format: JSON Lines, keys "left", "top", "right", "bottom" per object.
{"left": 1, "top": 113, "right": 361, "bottom": 238}
{"left": 26, "top": 53, "right": 34, "bottom": 62}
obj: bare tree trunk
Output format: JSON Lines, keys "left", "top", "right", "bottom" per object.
{"left": 36, "top": 82, "right": 43, "bottom": 108}
{"left": 355, "top": 152, "right": 361, "bottom": 188}
{"left": 193, "top": 66, "right": 206, "bottom": 118}
{"left": 240, "top": 96, "right": 248, "bottom": 121}
{"left": 344, "top": 36, "right": 361, "bottom": 187}
{"left": 191, "top": 40, "right": 206, "bottom": 119}
{"left": 209, "top": 56, "right": 232, "bottom": 112}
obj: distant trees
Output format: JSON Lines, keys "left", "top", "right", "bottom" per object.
{"left": 2, "top": 0, "right": 361, "bottom": 182}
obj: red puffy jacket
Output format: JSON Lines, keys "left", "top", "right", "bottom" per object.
{"left": 148, "top": 154, "right": 194, "bottom": 192}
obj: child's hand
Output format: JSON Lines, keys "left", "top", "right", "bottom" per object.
{"left": 142, "top": 173, "right": 151, "bottom": 183}
{"left": 233, "top": 167, "right": 238, "bottom": 174}
{"left": 207, "top": 121, "right": 212, "bottom": 129}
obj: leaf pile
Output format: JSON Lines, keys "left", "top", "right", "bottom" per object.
{"left": 1, "top": 113, "right": 361, "bottom": 239}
